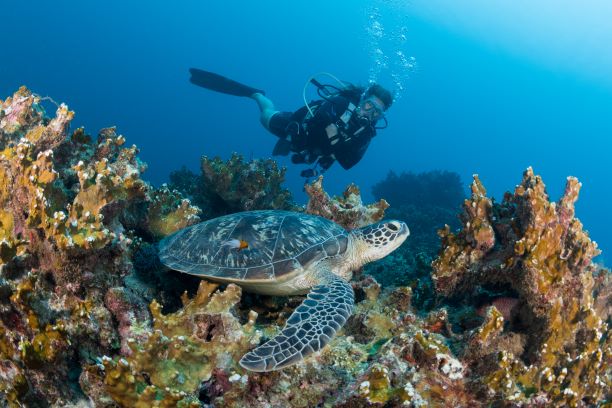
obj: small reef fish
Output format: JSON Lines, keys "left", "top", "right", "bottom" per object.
{"left": 221, "top": 239, "right": 249, "bottom": 251}
{"left": 477, "top": 297, "right": 520, "bottom": 322}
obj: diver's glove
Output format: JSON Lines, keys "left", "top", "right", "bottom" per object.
{"left": 291, "top": 152, "right": 317, "bottom": 165}
{"left": 317, "top": 155, "right": 335, "bottom": 170}
{"left": 300, "top": 168, "right": 319, "bottom": 178}
{"left": 300, "top": 155, "right": 334, "bottom": 179}
{"left": 292, "top": 153, "right": 307, "bottom": 164}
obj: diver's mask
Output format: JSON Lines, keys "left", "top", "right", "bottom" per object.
{"left": 357, "top": 95, "right": 386, "bottom": 122}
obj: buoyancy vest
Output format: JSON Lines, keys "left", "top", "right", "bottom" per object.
{"left": 295, "top": 94, "right": 376, "bottom": 157}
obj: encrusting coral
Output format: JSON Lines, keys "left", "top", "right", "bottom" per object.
{"left": 0, "top": 88, "right": 609, "bottom": 407}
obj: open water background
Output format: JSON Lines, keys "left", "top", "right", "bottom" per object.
{"left": 2, "top": 0, "right": 611, "bottom": 261}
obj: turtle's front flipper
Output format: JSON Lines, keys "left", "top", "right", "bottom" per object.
{"left": 240, "top": 272, "right": 354, "bottom": 372}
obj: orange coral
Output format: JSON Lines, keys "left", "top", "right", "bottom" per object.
{"left": 305, "top": 175, "right": 389, "bottom": 230}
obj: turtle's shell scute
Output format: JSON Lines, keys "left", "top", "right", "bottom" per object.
{"left": 159, "top": 210, "right": 348, "bottom": 281}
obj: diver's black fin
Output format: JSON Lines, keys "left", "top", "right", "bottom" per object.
{"left": 189, "top": 68, "right": 265, "bottom": 97}
{"left": 272, "top": 138, "right": 292, "bottom": 156}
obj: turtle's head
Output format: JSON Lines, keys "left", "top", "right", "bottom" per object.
{"left": 352, "top": 220, "right": 409, "bottom": 264}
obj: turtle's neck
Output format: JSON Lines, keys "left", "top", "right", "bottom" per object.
{"left": 334, "top": 231, "right": 370, "bottom": 279}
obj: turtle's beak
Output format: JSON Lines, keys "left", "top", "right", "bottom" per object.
{"left": 401, "top": 223, "right": 409, "bottom": 237}
{"left": 396, "top": 222, "right": 410, "bottom": 247}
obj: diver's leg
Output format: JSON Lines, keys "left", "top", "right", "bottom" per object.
{"left": 251, "top": 93, "right": 278, "bottom": 130}
{"left": 251, "top": 93, "right": 295, "bottom": 156}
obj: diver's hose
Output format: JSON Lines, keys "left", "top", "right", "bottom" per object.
{"left": 302, "top": 72, "right": 348, "bottom": 117}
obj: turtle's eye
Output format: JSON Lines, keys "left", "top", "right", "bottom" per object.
{"left": 387, "top": 222, "right": 400, "bottom": 232}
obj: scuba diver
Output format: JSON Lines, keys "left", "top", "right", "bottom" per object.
{"left": 189, "top": 68, "right": 393, "bottom": 178}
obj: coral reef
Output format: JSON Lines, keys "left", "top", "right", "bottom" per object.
{"left": 169, "top": 153, "right": 295, "bottom": 219}
{"left": 432, "top": 168, "right": 611, "bottom": 406}
{"left": 0, "top": 88, "right": 200, "bottom": 406}
{"left": 198, "top": 277, "right": 480, "bottom": 408}
{"left": 371, "top": 169, "right": 464, "bottom": 240}
{"left": 83, "top": 281, "right": 258, "bottom": 407}
{"left": 1, "top": 88, "right": 609, "bottom": 407}
{"left": 372, "top": 170, "right": 464, "bottom": 208}
{"left": 146, "top": 185, "right": 201, "bottom": 239}
{"left": 199, "top": 169, "right": 610, "bottom": 407}
{"left": 304, "top": 175, "right": 389, "bottom": 230}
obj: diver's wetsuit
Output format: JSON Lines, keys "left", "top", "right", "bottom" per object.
{"left": 268, "top": 93, "right": 377, "bottom": 171}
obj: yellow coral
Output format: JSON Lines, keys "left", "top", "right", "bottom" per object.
{"left": 432, "top": 174, "right": 495, "bottom": 295}
{"left": 484, "top": 294, "right": 611, "bottom": 405}
{"left": 98, "top": 282, "right": 258, "bottom": 406}
{"left": 360, "top": 364, "right": 392, "bottom": 403}
{"left": 147, "top": 186, "right": 201, "bottom": 239}
{"left": 20, "top": 322, "right": 67, "bottom": 369}
{"left": 475, "top": 306, "right": 504, "bottom": 343}
{"left": 438, "top": 168, "right": 611, "bottom": 405}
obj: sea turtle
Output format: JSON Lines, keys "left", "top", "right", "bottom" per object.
{"left": 158, "top": 210, "right": 409, "bottom": 372}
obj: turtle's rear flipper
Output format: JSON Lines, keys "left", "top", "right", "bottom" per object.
{"left": 189, "top": 68, "right": 265, "bottom": 97}
{"left": 240, "top": 272, "right": 354, "bottom": 372}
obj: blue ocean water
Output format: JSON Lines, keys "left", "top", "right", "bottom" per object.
{"left": 2, "top": 0, "right": 611, "bottom": 261}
